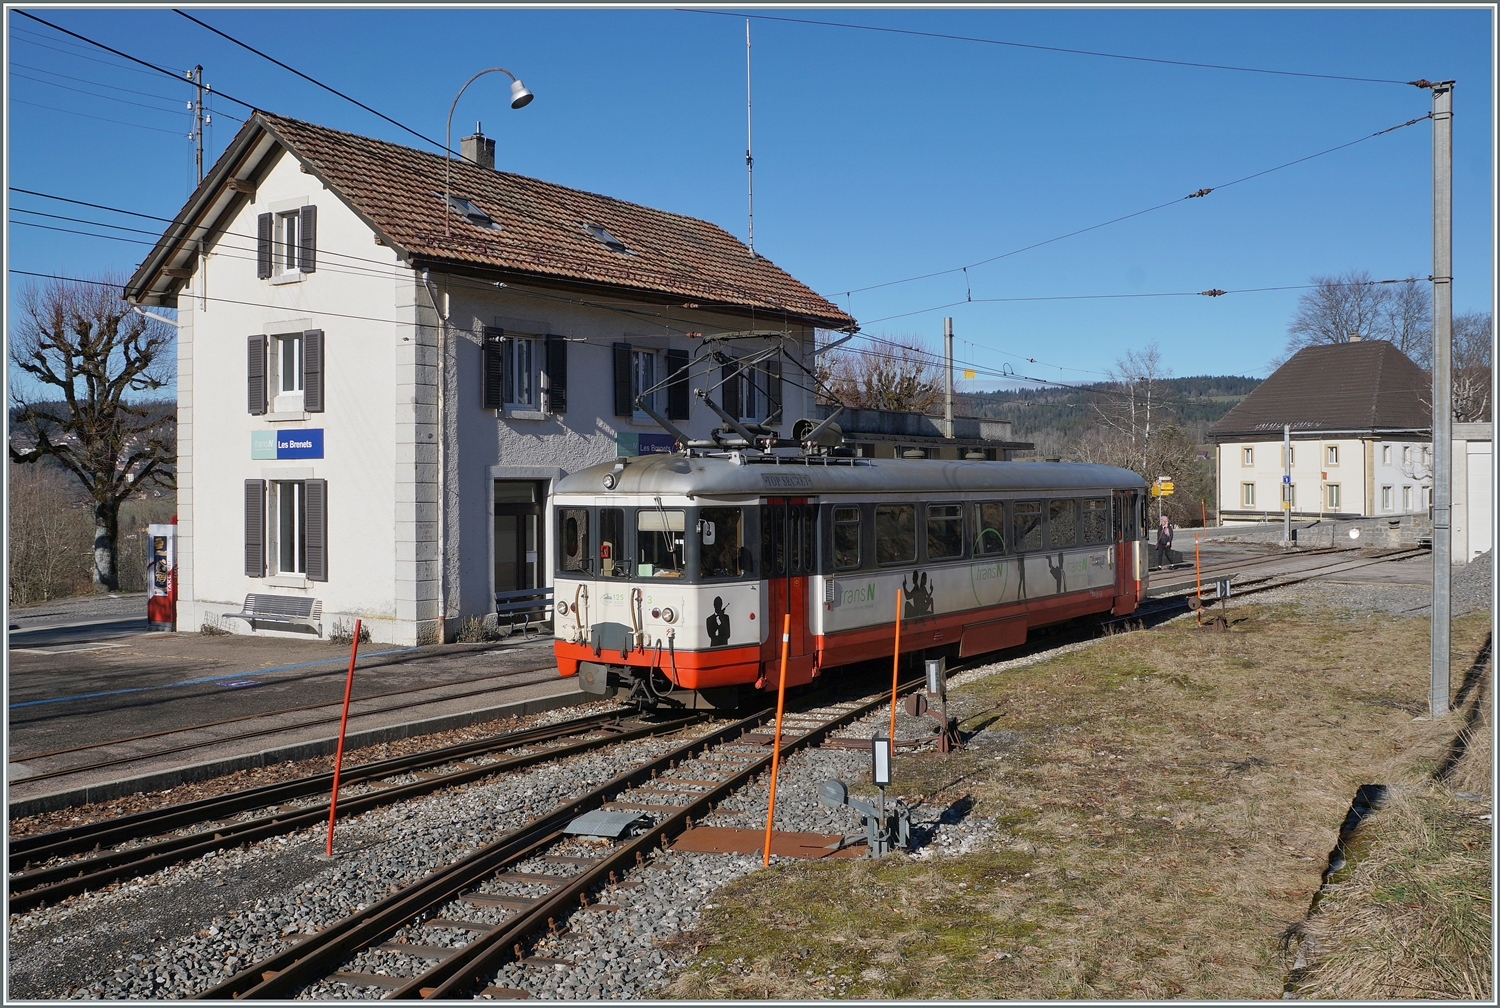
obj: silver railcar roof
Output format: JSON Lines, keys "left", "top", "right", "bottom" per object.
{"left": 555, "top": 454, "right": 1147, "bottom": 498}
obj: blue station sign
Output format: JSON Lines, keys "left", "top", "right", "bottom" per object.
{"left": 252, "top": 428, "right": 324, "bottom": 459}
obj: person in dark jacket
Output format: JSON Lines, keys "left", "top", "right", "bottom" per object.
{"left": 1156, "top": 515, "right": 1174, "bottom": 567}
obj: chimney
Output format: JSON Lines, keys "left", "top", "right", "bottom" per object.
{"left": 1347, "top": 333, "right": 1362, "bottom": 342}
{"left": 460, "top": 122, "right": 495, "bottom": 170}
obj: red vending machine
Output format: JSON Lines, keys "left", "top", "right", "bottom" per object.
{"left": 147, "top": 520, "right": 176, "bottom": 630}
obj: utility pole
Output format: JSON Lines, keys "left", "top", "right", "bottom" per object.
{"left": 943, "top": 317, "right": 954, "bottom": 438}
{"left": 745, "top": 19, "right": 755, "bottom": 258}
{"left": 1283, "top": 424, "right": 1292, "bottom": 546}
{"left": 188, "top": 65, "right": 205, "bottom": 184}
{"left": 1428, "top": 80, "right": 1455, "bottom": 718}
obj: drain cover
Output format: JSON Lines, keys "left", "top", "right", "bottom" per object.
{"left": 563, "top": 810, "right": 649, "bottom": 838}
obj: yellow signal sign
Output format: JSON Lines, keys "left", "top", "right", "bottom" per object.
{"left": 1150, "top": 483, "right": 1175, "bottom": 497}
{"left": 962, "top": 369, "right": 976, "bottom": 379}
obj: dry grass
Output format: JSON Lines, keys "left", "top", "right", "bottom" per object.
{"left": 664, "top": 605, "right": 1492, "bottom": 1000}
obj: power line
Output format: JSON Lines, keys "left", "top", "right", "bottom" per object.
{"left": 11, "top": 70, "right": 191, "bottom": 115}
{"left": 840, "top": 113, "right": 1432, "bottom": 298}
{"left": 172, "top": 9, "right": 451, "bottom": 155}
{"left": 9, "top": 98, "right": 187, "bottom": 136}
{"left": 13, "top": 10, "right": 259, "bottom": 111}
{"left": 682, "top": 9, "right": 1420, "bottom": 86}
{"left": 10, "top": 60, "right": 189, "bottom": 103}
{"left": 10, "top": 26, "right": 181, "bottom": 79}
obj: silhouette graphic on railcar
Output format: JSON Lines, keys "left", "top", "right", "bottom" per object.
{"left": 706, "top": 596, "right": 732, "bottom": 646}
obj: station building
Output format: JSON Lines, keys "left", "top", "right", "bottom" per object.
{"left": 124, "top": 111, "right": 871, "bottom": 645}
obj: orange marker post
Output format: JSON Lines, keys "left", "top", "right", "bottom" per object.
{"left": 325, "top": 619, "right": 362, "bottom": 857}
{"left": 762, "top": 613, "right": 793, "bottom": 866}
{"left": 889, "top": 588, "right": 903, "bottom": 748}
{"left": 1194, "top": 535, "right": 1202, "bottom": 627}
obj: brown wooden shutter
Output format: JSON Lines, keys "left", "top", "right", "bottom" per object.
{"left": 298, "top": 205, "right": 317, "bottom": 273}
{"left": 305, "top": 479, "right": 328, "bottom": 581}
{"left": 244, "top": 480, "right": 266, "bottom": 577}
{"left": 256, "top": 213, "right": 273, "bottom": 278}
{"left": 302, "top": 329, "right": 324, "bottom": 412}
{"left": 613, "top": 342, "right": 633, "bottom": 417}
{"left": 482, "top": 327, "right": 505, "bottom": 410}
{"left": 248, "top": 334, "right": 267, "bottom": 415}
{"left": 764, "top": 358, "right": 782, "bottom": 423}
{"left": 721, "top": 362, "right": 742, "bottom": 419}
{"left": 666, "top": 348, "right": 690, "bottom": 421}
{"left": 545, "top": 335, "right": 568, "bottom": 415}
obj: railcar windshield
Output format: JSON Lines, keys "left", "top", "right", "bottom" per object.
{"left": 553, "top": 504, "right": 754, "bottom": 583}
{"left": 637, "top": 508, "right": 685, "bottom": 577}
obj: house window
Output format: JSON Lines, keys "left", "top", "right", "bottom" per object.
{"left": 446, "top": 195, "right": 503, "bottom": 231}
{"left": 1242, "top": 447, "right": 1253, "bottom": 466}
{"left": 1327, "top": 484, "right": 1341, "bottom": 510}
{"left": 1281, "top": 445, "right": 1295, "bottom": 466}
{"left": 1402, "top": 446, "right": 1412, "bottom": 466}
{"left": 631, "top": 350, "right": 658, "bottom": 417}
{"left": 269, "top": 333, "right": 304, "bottom": 412}
{"left": 1402, "top": 486, "right": 1413, "bottom": 511}
{"left": 1381, "top": 486, "right": 1394, "bottom": 511}
{"left": 1382, "top": 445, "right": 1392, "bottom": 466}
{"left": 1241, "top": 483, "right": 1255, "bottom": 508}
{"left": 275, "top": 210, "right": 300, "bottom": 273}
{"left": 505, "top": 337, "right": 538, "bottom": 407}
{"left": 273, "top": 481, "right": 306, "bottom": 575}
{"left": 1288, "top": 483, "right": 1297, "bottom": 508}
{"left": 1326, "top": 445, "right": 1339, "bottom": 466}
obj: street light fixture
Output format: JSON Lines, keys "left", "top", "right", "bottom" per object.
{"left": 444, "top": 67, "right": 533, "bottom": 237}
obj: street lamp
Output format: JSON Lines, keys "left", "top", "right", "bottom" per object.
{"left": 444, "top": 67, "right": 533, "bottom": 237}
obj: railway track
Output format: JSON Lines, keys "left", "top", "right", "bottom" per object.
{"left": 192, "top": 683, "right": 921, "bottom": 1001}
{"left": 9, "top": 662, "right": 560, "bottom": 788}
{"left": 7, "top": 707, "right": 706, "bottom": 914}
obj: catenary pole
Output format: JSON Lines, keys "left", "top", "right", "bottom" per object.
{"left": 190, "top": 65, "right": 204, "bottom": 184}
{"left": 1429, "top": 81, "right": 1454, "bottom": 718}
{"left": 1283, "top": 424, "right": 1292, "bottom": 545}
{"left": 943, "top": 317, "right": 955, "bottom": 438}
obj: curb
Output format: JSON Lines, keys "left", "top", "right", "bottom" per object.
{"left": 8, "top": 687, "right": 590, "bottom": 819}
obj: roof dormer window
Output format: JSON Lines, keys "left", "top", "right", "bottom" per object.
{"left": 583, "top": 222, "right": 628, "bottom": 254}
{"left": 446, "top": 195, "right": 503, "bottom": 232}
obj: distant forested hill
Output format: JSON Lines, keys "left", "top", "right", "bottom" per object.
{"left": 959, "top": 375, "right": 1262, "bottom": 456}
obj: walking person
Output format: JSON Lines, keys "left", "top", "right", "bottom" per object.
{"left": 1156, "top": 514, "right": 1174, "bottom": 568}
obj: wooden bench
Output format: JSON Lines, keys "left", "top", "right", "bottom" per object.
{"left": 494, "top": 587, "right": 553, "bottom": 638}
{"left": 222, "top": 594, "right": 323, "bottom": 634}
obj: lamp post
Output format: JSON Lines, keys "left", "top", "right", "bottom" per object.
{"left": 444, "top": 67, "right": 533, "bottom": 236}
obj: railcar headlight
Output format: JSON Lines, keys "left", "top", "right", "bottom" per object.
{"left": 660, "top": 607, "right": 677, "bottom": 624}
{"left": 557, "top": 601, "right": 570, "bottom": 616}
{"left": 602, "top": 472, "right": 617, "bottom": 490}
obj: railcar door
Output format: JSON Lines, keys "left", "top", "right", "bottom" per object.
{"left": 761, "top": 498, "right": 817, "bottom": 684}
{"left": 1112, "top": 489, "right": 1140, "bottom": 615}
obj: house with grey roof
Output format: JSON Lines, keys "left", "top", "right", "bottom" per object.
{"left": 1209, "top": 339, "right": 1433, "bottom": 525}
{"left": 124, "top": 111, "right": 877, "bottom": 644}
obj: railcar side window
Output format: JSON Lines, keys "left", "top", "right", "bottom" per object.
{"left": 975, "top": 502, "right": 1006, "bottom": 555}
{"left": 926, "top": 503, "right": 963, "bottom": 561}
{"left": 762, "top": 503, "right": 786, "bottom": 576}
{"left": 637, "top": 509, "right": 685, "bottom": 576}
{"left": 559, "top": 508, "right": 590, "bottom": 573}
{"left": 599, "top": 508, "right": 627, "bottom": 578}
{"left": 833, "top": 506, "right": 861, "bottom": 570}
{"left": 1082, "top": 498, "right": 1109, "bottom": 544}
{"left": 876, "top": 504, "right": 916, "bottom": 565}
{"left": 698, "top": 507, "right": 746, "bottom": 579}
{"left": 1048, "top": 500, "right": 1078, "bottom": 548}
{"left": 1013, "top": 500, "right": 1043, "bottom": 551}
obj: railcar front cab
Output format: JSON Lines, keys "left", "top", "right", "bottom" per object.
{"left": 552, "top": 496, "right": 767, "bottom": 709}
{"left": 552, "top": 482, "right": 1151, "bottom": 710}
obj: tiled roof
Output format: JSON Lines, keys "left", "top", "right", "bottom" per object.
{"left": 1209, "top": 340, "right": 1431, "bottom": 439}
{"left": 254, "top": 112, "right": 855, "bottom": 329}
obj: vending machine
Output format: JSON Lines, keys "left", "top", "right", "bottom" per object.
{"left": 147, "top": 522, "right": 176, "bottom": 630}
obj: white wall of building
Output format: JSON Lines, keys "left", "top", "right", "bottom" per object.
{"left": 1217, "top": 436, "right": 1432, "bottom": 523}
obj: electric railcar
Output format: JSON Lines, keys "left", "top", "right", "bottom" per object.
{"left": 551, "top": 452, "right": 1149, "bottom": 706}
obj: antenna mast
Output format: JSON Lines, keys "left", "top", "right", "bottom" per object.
{"left": 745, "top": 19, "right": 755, "bottom": 258}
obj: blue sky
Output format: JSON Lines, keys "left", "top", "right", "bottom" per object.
{"left": 6, "top": 5, "right": 1494, "bottom": 391}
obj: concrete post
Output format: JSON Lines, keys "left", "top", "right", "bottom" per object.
{"left": 1430, "top": 81, "right": 1455, "bottom": 717}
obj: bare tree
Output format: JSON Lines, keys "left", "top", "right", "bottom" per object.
{"left": 8, "top": 276, "right": 176, "bottom": 592}
{"left": 1092, "top": 342, "right": 1171, "bottom": 476}
{"left": 1282, "top": 269, "right": 1432, "bottom": 365}
{"left": 1452, "top": 310, "right": 1492, "bottom": 422}
{"left": 7, "top": 462, "right": 95, "bottom": 604}
{"left": 821, "top": 335, "right": 943, "bottom": 413}
{"left": 1071, "top": 421, "right": 1210, "bottom": 526}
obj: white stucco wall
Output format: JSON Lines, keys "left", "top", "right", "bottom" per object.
{"left": 1216, "top": 436, "right": 1431, "bottom": 523}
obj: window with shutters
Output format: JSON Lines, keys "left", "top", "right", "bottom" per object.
{"left": 271, "top": 481, "right": 307, "bottom": 575}
{"left": 270, "top": 333, "right": 304, "bottom": 412}
{"left": 275, "top": 211, "right": 301, "bottom": 274}
{"left": 504, "top": 337, "right": 539, "bottom": 408}
{"left": 721, "top": 359, "right": 782, "bottom": 422}
{"left": 631, "top": 350, "right": 659, "bottom": 418}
